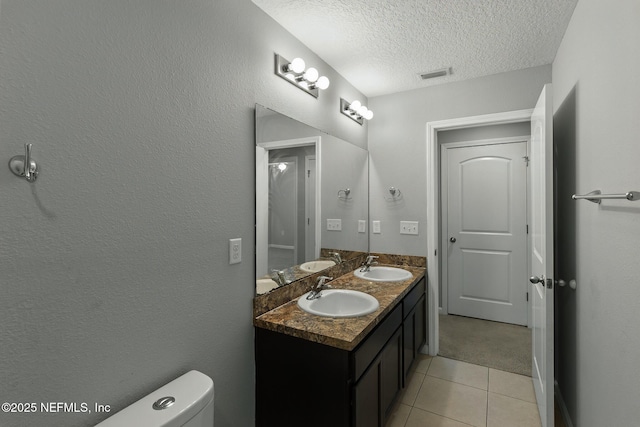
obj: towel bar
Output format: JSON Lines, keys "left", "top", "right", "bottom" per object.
{"left": 572, "top": 190, "right": 639, "bottom": 204}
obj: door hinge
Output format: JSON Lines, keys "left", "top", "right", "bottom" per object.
{"left": 307, "top": 170, "right": 310, "bottom": 177}
{"left": 523, "top": 155, "right": 530, "bottom": 166}
{"left": 307, "top": 218, "right": 310, "bottom": 225}
{"left": 526, "top": 292, "right": 529, "bottom": 302}
{"left": 435, "top": 249, "right": 437, "bottom": 256}
{"left": 526, "top": 224, "right": 529, "bottom": 234}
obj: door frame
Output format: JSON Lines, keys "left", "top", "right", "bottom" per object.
{"left": 425, "top": 109, "right": 533, "bottom": 356}
{"left": 268, "top": 156, "right": 299, "bottom": 266}
{"left": 256, "top": 136, "right": 321, "bottom": 278}
{"left": 304, "top": 154, "right": 317, "bottom": 261}
{"left": 440, "top": 136, "right": 530, "bottom": 325}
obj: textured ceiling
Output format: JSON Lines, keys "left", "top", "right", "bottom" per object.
{"left": 253, "top": 0, "right": 578, "bottom": 97}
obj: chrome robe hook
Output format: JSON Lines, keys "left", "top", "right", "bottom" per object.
{"left": 9, "top": 143, "right": 38, "bottom": 182}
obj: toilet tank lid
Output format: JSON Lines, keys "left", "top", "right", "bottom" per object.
{"left": 95, "top": 370, "right": 213, "bottom": 427}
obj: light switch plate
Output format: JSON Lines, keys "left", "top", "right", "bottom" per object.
{"left": 372, "top": 220, "right": 381, "bottom": 234}
{"left": 358, "top": 220, "right": 366, "bottom": 233}
{"left": 400, "top": 221, "right": 419, "bottom": 235}
{"left": 229, "top": 238, "right": 241, "bottom": 264}
{"left": 327, "top": 219, "right": 342, "bottom": 231}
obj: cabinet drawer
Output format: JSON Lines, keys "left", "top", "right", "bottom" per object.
{"left": 403, "top": 277, "right": 425, "bottom": 318}
{"left": 352, "top": 304, "right": 402, "bottom": 381}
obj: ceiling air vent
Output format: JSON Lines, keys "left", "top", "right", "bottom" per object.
{"left": 419, "top": 67, "right": 452, "bottom": 80}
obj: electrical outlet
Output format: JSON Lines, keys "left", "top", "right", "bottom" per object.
{"left": 372, "top": 220, "right": 381, "bottom": 234}
{"left": 229, "top": 238, "right": 241, "bottom": 264}
{"left": 358, "top": 220, "right": 366, "bottom": 233}
{"left": 400, "top": 221, "right": 419, "bottom": 235}
{"left": 327, "top": 219, "right": 342, "bottom": 231}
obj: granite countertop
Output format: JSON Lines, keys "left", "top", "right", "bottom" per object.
{"left": 254, "top": 265, "right": 426, "bottom": 351}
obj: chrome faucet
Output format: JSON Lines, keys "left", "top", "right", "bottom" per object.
{"left": 306, "top": 276, "right": 333, "bottom": 300}
{"left": 330, "top": 252, "right": 343, "bottom": 264}
{"left": 271, "top": 270, "right": 289, "bottom": 287}
{"left": 360, "top": 255, "right": 379, "bottom": 272}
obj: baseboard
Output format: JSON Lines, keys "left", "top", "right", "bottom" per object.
{"left": 554, "top": 380, "right": 574, "bottom": 427}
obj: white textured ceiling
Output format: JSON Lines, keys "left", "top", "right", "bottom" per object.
{"left": 253, "top": 0, "right": 578, "bottom": 97}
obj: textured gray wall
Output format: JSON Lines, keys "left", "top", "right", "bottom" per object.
{"left": 367, "top": 65, "right": 552, "bottom": 256}
{"left": 0, "top": 1, "right": 366, "bottom": 426}
{"left": 552, "top": 0, "right": 640, "bottom": 425}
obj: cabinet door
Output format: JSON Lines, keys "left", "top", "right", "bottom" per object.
{"left": 403, "top": 295, "right": 427, "bottom": 383}
{"left": 354, "top": 361, "right": 380, "bottom": 427}
{"left": 354, "top": 327, "right": 402, "bottom": 427}
{"left": 403, "top": 305, "right": 417, "bottom": 382}
{"left": 415, "top": 295, "right": 427, "bottom": 350}
{"left": 380, "top": 327, "right": 403, "bottom": 423}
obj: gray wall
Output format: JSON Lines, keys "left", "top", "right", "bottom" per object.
{"left": 552, "top": 0, "right": 640, "bottom": 425}
{"left": 0, "top": 1, "right": 366, "bottom": 426}
{"left": 367, "top": 65, "right": 551, "bottom": 256}
{"left": 320, "top": 135, "right": 369, "bottom": 252}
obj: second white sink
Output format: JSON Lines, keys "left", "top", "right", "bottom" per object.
{"left": 354, "top": 266, "right": 413, "bottom": 282}
{"left": 298, "top": 289, "right": 379, "bottom": 318}
{"left": 300, "top": 260, "right": 336, "bottom": 272}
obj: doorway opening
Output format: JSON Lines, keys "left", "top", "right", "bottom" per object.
{"left": 425, "top": 109, "right": 534, "bottom": 357}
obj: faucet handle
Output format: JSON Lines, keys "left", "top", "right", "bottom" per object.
{"left": 316, "top": 276, "right": 333, "bottom": 289}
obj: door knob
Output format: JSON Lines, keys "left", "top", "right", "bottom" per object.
{"left": 529, "top": 276, "right": 544, "bottom": 284}
{"left": 450, "top": 237, "right": 456, "bottom": 243}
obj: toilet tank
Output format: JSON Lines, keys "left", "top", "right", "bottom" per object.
{"left": 95, "top": 370, "right": 214, "bottom": 427}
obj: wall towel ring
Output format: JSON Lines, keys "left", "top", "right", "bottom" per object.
{"left": 384, "top": 186, "right": 402, "bottom": 201}
{"left": 9, "top": 144, "right": 39, "bottom": 183}
{"left": 337, "top": 188, "right": 351, "bottom": 200}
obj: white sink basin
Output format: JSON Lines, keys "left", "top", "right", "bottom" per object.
{"left": 300, "top": 260, "right": 336, "bottom": 273}
{"left": 297, "top": 289, "right": 379, "bottom": 318}
{"left": 354, "top": 266, "right": 413, "bottom": 282}
{"left": 256, "top": 278, "right": 279, "bottom": 294}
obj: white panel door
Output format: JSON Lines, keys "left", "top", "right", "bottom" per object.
{"left": 446, "top": 141, "right": 528, "bottom": 325}
{"left": 530, "top": 84, "right": 554, "bottom": 427}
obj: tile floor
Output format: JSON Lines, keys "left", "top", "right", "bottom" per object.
{"left": 387, "top": 355, "right": 542, "bottom": 427}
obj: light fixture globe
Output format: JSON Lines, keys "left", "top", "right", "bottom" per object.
{"left": 363, "top": 110, "right": 374, "bottom": 120}
{"left": 357, "top": 105, "right": 368, "bottom": 117}
{"left": 289, "top": 57, "right": 305, "bottom": 73}
{"left": 349, "top": 100, "right": 362, "bottom": 112}
{"left": 303, "top": 67, "right": 319, "bottom": 83}
{"left": 316, "top": 76, "right": 330, "bottom": 90}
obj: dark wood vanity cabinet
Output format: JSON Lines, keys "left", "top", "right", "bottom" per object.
{"left": 402, "top": 280, "right": 427, "bottom": 384}
{"left": 256, "top": 277, "right": 426, "bottom": 427}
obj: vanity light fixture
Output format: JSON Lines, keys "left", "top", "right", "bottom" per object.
{"left": 275, "top": 53, "right": 330, "bottom": 98}
{"left": 340, "top": 98, "right": 373, "bottom": 125}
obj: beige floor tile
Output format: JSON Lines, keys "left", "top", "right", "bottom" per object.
{"left": 427, "top": 356, "right": 489, "bottom": 390}
{"left": 399, "top": 371, "right": 426, "bottom": 406}
{"left": 413, "top": 353, "right": 433, "bottom": 374}
{"left": 385, "top": 402, "right": 412, "bottom": 427}
{"left": 414, "top": 376, "right": 487, "bottom": 427}
{"left": 487, "top": 393, "right": 541, "bottom": 427}
{"left": 405, "top": 407, "right": 473, "bottom": 427}
{"left": 489, "top": 368, "right": 536, "bottom": 403}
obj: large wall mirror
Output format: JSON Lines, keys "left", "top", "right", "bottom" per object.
{"left": 255, "top": 104, "right": 368, "bottom": 295}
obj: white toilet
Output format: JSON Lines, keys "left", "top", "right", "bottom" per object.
{"left": 95, "top": 370, "right": 214, "bottom": 426}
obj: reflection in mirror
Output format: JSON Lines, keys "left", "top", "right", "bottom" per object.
{"left": 255, "top": 104, "right": 368, "bottom": 294}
